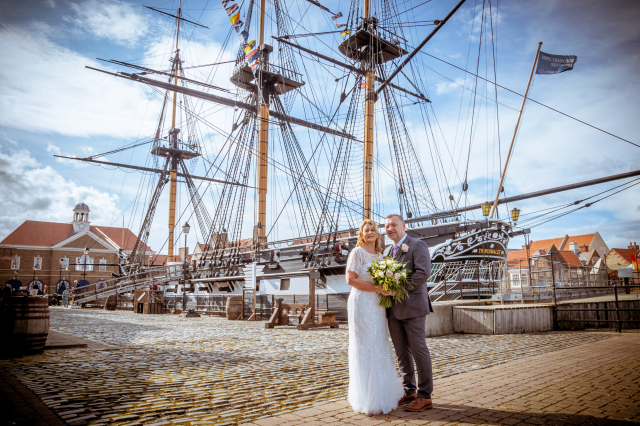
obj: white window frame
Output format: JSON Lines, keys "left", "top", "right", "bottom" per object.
{"left": 60, "top": 258, "right": 69, "bottom": 270}
{"left": 33, "top": 257, "right": 42, "bottom": 270}
{"left": 11, "top": 256, "right": 20, "bottom": 270}
{"left": 99, "top": 258, "right": 107, "bottom": 272}
{"left": 76, "top": 255, "right": 93, "bottom": 271}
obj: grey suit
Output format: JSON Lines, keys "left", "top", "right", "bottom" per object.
{"left": 384, "top": 234, "right": 434, "bottom": 399}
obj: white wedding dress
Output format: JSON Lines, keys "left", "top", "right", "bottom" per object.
{"left": 346, "top": 247, "right": 403, "bottom": 415}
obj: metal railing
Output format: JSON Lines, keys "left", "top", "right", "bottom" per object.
{"left": 428, "top": 261, "right": 505, "bottom": 302}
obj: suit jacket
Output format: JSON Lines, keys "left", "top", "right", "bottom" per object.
{"left": 383, "top": 234, "right": 433, "bottom": 320}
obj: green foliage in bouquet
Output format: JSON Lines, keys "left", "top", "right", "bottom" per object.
{"left": 367, "top": 256, "right": 413, "bottom": 308}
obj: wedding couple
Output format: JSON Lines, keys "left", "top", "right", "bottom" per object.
{"left": 346, "top": 214, "right": 434, "bottom": 415}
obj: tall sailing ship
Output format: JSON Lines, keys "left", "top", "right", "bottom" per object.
{"left": 62, "top": 0, "right": 638, "bottom": 306}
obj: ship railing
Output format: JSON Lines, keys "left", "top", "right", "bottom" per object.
{"left": 428, "top": 261, "right": 505, "bottom": 302}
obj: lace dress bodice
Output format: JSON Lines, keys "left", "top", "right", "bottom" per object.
{"left": 346, "top": 247, "right": 402, "bottom": 415}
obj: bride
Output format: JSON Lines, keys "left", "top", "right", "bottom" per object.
{"left": 346, "top": 219, "right": 403, "bottom": 415}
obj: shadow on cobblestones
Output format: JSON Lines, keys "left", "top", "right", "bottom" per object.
{"left": 402, "top": 403, "right": 640, "bottom": 425}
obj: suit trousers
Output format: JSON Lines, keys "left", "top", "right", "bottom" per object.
{"left": 387, "top": 310, "right": 433, "bottom": 399}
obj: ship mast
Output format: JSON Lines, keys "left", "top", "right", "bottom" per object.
{"left": 363, "top": 0, "right": 374, "bottom": 220}
{"left": 256, "top": 0, "right": 268, "bottom": 244}
{"left": 168, "top": 0, "right": 183, "bottom": 262}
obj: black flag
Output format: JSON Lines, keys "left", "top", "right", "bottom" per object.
{"left": 536, "top": 51, "right": 577, "bottom": 75}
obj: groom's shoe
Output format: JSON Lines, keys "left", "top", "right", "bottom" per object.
{"left": 398, "top": 393, "right": 416, "bottom": 405}
{"left": 404, "top": 398, "right": 433, "bottom": 412}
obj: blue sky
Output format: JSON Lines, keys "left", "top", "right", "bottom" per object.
{"left": 1, "top": 0, "right": 639, "bottom": 254}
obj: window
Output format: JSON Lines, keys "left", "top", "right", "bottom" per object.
{"left": 99, "top": 258, "right": 107, "bottom": 271}
{"left": 76, "top": 255, "right": 93, "bottom": 271}
{"left": 60, "top": 258, "right": 69, "bottom": 270}
{"left": 33, "top": 257, "right": 42, "bottom": 270}
{"left": 11, "top": 256, "right": 20, "bottom": 269}
{"left": 280, "top": 278, "right": 290, "bottom": 291}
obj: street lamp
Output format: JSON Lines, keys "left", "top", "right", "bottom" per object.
{"left": 182, "top": 222, "right": 191, "bottom": 262}
{"left": 510, "top": 207, "right": 521, "bottom": 225}
{"left": 182, "top": 222, "right": 190, "bottom": 312}
{"left": 59, "top": 258, "right": 64, "bottom": 294}
{"left": 481, "top": 202, "right": 491, "bottom": 218}
{"left": 83, "top": 247, "right": 89, "bottom": 288}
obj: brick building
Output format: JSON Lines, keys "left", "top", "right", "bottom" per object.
{"left": 603, "top": 242, "right": 640, "bottom": 272}
{"left": 0, "top": 203, "right": 152, "bottom": 294}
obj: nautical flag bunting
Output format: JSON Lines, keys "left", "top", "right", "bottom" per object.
{"left": 220, "top": 0, "right": 260, "bottom": 74}
{"left": 333, "top": 12, "right": 343, "bottom": 19}
{"left": 341, "top": 30, "right": 351, "bottom": 37}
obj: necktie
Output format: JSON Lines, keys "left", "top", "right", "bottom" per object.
{"left": 392, "top": 244, "right": 399, "bottom": 256}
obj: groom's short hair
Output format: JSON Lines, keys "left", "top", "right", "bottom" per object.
{"left": 385, "top": 214, "right": 404, "bottom": 223}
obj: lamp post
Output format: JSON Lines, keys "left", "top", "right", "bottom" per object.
{"left": 182, "top": 222, "right": 190, "bottom": 312}
{"left": 59, "top": 258, "right": 64, "bottom": 294}
{"left": 83, "top": 247, "right": 89, "bottom": 292}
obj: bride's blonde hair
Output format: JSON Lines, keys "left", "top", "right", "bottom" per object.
{"left": 356, "top": 219, "right": 382, "bottom": 253}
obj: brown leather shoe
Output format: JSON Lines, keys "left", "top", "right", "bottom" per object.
{"left": 404, "top": 397, "right": 433, "bottom": 412}
{"left": 398, "top": 393, "right": 417, "bottom": 405}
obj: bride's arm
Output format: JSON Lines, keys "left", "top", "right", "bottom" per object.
{"left": 346, "top": 271, "right": 395, "bottom": 295}
{"left": 346, "top": 270, "right": 384, "bottom": 293}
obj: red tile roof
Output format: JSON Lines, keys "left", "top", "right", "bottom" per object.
{"left": 609, "top": 248, "right": 640, "bottom": 264}
{"left": 558, "top": 251, "right": 583, "bottom": 267}
{"left": 1, "top": 220, "right": 150, "bottom": 252}
{"left": 528, "top": 233, "right": 595, "bottom": 252}
{"left": 150, "top": 254, "right": 168, "bottom": 266}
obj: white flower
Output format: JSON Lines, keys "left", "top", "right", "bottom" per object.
{"left": 394, "top": 273, "right": 401, "bottom": 281}
{"left": 376, "top": 270, "right": 383, "bottom": 277}
{"left": 385, "top": 270, "right": 393, "bottom": 277}
{"left": 401, "top": 244, "right": 409, "bottom": 252}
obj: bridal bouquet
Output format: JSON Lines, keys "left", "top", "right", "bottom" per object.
{"left": 368, "top": 257, "right": 412, "bottom": 308}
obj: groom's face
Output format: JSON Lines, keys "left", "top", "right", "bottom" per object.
{"left": 385, "top": 216, "right": 406, "bottom": 243}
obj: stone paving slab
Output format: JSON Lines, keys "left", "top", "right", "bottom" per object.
{"left": 240, "top": 332, "right": 640, "bottom": 426}
{"left": 45, "top": 330, "right": 89, "bottom": 350}
{"left": 0, "top": 308, "right": 630, "bottom": 426}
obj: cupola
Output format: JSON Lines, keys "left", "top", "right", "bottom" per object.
{"left": 71, "top": 203, "right": 91, "bottom": 233}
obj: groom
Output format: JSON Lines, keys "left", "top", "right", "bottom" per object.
{"left": 383, "top": 214, "right": 434, "bottom": 412}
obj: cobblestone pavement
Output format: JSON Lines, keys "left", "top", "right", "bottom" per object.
{"left": 242, "top": 332, "right": 640, "bottom": 426}
{"left": 0, "top": 308, "right": 619, "bottom": 426}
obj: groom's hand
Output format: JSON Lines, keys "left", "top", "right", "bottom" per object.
{"left": 381, "top": 289, "right": 397, "bottom": 296}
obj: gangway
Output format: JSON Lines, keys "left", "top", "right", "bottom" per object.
{"left": 70, "top": 264, "right": 184, "bottom": 306}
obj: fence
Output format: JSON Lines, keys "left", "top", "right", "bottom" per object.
{"left": 502, "top": 254, "right": 621, "bottom": 303}
{"left": 162, "top": 293, "right": 350, "bottom": 321}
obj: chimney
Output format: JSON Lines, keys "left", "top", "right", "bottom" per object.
{"left": 629, "top": 242, "right": 639, "bottom": 250}
{"left": 579, "top": 243, "right": 588, "bottom": 253}
{"left": 568, "top": 241, "right": 578, "bottom": 255}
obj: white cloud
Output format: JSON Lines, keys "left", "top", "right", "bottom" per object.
{"left": 0, "top": 148, "right": 120, "bottom": 240}
{"left": 64, "top": 0, "right": 150, "bottom": 47}
{"left": 44, "top": 0, "right": 56, "bottom": 9}
{"left": 0, "top": 25, "right": 162, "bottom": 138}
{"left": 436, "top": 77, "right": 465, "bottom": 95}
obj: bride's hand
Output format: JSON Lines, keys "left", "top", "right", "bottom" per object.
{"left": 381, "top": 289, "right": 396, "bottom": 296}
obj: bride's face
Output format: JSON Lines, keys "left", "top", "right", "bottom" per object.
{"left": 362, "top": 223, "right": 379, "bottom": 243}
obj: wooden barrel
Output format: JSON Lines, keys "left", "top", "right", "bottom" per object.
{"left": 225, "top": 296, "right": 243, "bottom": 320}
{"left": 1, "top": 296, "right": 50, "bottom": 354}
{"left": 104, "top": 295, "right": 117, "bottom": 311}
